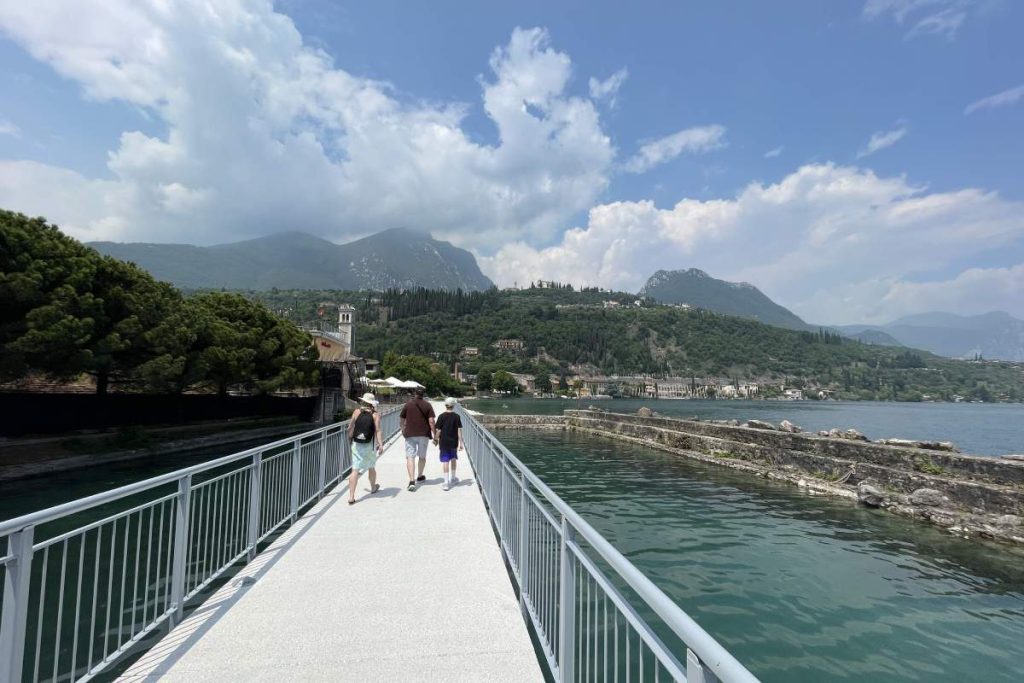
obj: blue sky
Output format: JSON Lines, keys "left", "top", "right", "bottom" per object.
{"left": 0, "top": 0, "right": 1022, "bottom": 324}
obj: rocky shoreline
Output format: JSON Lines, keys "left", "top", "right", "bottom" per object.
{"left": 479, "top": 409, "right": 1024, "bottom": 546}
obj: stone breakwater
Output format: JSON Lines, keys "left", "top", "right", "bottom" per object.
{"left": 479, "top": 410, "right": 1024, "bottom": 545}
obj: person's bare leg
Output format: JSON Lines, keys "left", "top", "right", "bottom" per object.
{"left": 406, "top": 456, "right": 415, "bottom": 483}
{"left": 451, "top": 459, "right": 457, "bottom": 480}
{"left": 417, "top": 456, "right": 426, "bottom": 478}
{"left": 368, "top": 468, "right": 378, "bottom": 492}
{"left": 348, "top": 469, "right": 359, "bottom": 502}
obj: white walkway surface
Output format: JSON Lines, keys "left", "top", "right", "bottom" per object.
{"left": 119, "top": 404, "right": 543, "bottom": 682}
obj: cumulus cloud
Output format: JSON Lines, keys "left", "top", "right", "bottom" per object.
{"left": 479, "top": 163, "right": 1024, "bottom": 324}
{"left": 622, "top": 125, "right": 726, "bottom": 174}
{"left": 0, "top": 3, "right": 612, "bottom": 246}
{"left": 588, "top": 68, "right": 628, "bottom": 107}
{"left": 857, "top": 123, "right": 908, "bottom": 158}
{"left": 863, "top": 0, "right": 972, "bottom": 40}
{"left": 764, "top": 146, "right": 783, "bottom": 158}
{"left": 965, "top": 84, "right": 1024, "bottom": 115}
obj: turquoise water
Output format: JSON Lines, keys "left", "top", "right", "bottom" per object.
{"left": 497, "top": 429, "right": 1024, "bottom": 682}
{"left": 471, "top": 397, "right": 1024, "bottom": 456}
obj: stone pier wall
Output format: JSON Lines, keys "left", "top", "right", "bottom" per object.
{"left": 483, "top": 409, "right": 1024, "bottom": 544}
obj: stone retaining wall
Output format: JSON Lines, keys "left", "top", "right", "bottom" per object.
{"left": 484, "top": 409, "right": 1024, "bottom": 545}
{"left": 478, "top": 414, "right": 567, "bottom": 430}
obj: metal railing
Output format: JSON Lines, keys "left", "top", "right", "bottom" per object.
{"left": 0, "top": 409, "right": 399, "bottom": 683}
{"left": 457, "top": 405, "right": 759, "bottom": 683}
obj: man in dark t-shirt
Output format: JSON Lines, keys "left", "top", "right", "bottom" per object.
{"left": 400, "top": 387, "right": 435, "bottom": 491}
{"left": 433, "top": 397, "right": 463, "bottom": 491}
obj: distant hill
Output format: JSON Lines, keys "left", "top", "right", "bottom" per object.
{"left": 89, "top": 228, "right": 494, "bottom": 292}
{"left": 638, "top": 268, "right": 811, "bottom": 331}
{"left": 838, "top": 311, "right": 1024, "bottom": 362}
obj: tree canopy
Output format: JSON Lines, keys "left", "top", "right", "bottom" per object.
{"left": 1, "top": 210, "right": 317, "bottom": 395}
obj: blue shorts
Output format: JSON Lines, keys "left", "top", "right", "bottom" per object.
{"left": 439, "top": 447, "right": 458, "bottom": 462}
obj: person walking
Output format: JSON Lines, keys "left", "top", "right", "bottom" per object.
{"left": 347, "top": 393, "right": 383, "bottom": 505}
{"left": 400, "top": 386, "right": 435, "bottom": 491}
{"left": 433, "top": 397, "right": 464, "bottom": 491}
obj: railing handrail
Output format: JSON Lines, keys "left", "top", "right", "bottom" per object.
{"left": 0, "top": 410, "right": 394, "bottom": 537}
{"left": 458, "top": 405, "right": 759, "bottom": 682}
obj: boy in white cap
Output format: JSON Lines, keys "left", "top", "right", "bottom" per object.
{"left": 432, "top": 397, "right": 464, "bottom": 491}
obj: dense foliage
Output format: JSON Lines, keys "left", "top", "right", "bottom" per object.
{"left": 378, "top": 352, "right": 465, "bottom": 396}
{"left": 1, "top": 210, "right": 318, "bottom": 394}
{"left": 244, "top": 284, "right": 1023, "bottom": 402}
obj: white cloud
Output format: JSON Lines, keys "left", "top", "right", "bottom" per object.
{"left": 965, "top": 84, "right": 1024, "bottom": 115}
{"left": 764, "top": 146, "right": 783, "bottom": 158}
{"left": 478, "top": 163, "right": 1024, "bottom": 324}
{"left": 905, "top": 8, "right": 966, "bottom": 40}
{"left": 0, "top": 118, "right": 19, "bottom": 137}
{"left": 857, "top": 123, "right": 908, "bottom": 158}
{"left": 0, "top": 3, "right": 613, "bottom": 247}
{"left": 588, "top": 68, "right": 628, "bottom": 107}
{"left": 863, "top": 0, "right": 971, "bottom": 40}
{"left": 622, "top": 125, "right": 726, "bottom": 174}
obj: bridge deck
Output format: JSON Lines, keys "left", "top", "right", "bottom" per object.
{"left": 119, "top": 405, "right": 543, "bottom": 682}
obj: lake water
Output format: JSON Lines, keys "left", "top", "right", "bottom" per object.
{"left": 470, "top": 397, "right": 1024, "bottom": 456}
{"left": 497, "top": 429, "right": 1024, "bottom": 682}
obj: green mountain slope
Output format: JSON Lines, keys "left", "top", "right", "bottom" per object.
{"left": 638, "top": 269, "right": 811, "bottom": 330}
{"left": 90, "top": 228, "right": 494, "bottom": 291}
{"left": 248, "top": 285, "right": 1023, "bottom": 402}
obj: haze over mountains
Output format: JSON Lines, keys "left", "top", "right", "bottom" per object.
{"left": 839, "top": 312, "right": 1024, "bottom": 362}
{"left": 90, "top": 228, "right": 494, "bottom": 292}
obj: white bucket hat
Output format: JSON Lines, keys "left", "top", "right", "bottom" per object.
{"left": 359, "top": 392, "right": 378, "bottom": 407}
{"left": 444, "top": 397, "right": 457, "bottom": 407}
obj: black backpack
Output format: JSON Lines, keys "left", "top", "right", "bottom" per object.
{"left": 352, "top": 411, "right": 376, "bottom": 443}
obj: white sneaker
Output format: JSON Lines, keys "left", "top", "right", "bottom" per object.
{"left": 442, "top": 480, "right": 451, "bottom": 491}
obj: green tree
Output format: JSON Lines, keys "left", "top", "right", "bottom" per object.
{"left": 476, "top": 368, "right": 493, "bottom": 392}
{"left": 1, "top": 211, "right": 178, "bottom": 393}
{"left": 493, "top": 370, "right": 519, "bottom": 394}
{"left": 535, "top": 372, "right": 552, "bottom": 394}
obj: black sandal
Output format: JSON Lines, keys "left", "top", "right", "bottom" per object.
{"left": 371, "top": 484, "right": 381, "bottom": 494}
{"left": 348, "top": 499, "right": 356, "bottom": 505}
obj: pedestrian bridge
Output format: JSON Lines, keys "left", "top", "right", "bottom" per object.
{"left": 0, "top": 403, "right": 758, "bottom": 683}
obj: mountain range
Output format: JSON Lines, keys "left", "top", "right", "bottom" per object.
{"left": 638, "top": 268, "right": 812, "bottom": 331}
{"left": 89, "top": 228, "right": 494, "bottom": 292}
{"left": 838, "top": 312, "right": 1024, "bottom": 362}
{"left": 90, "top": 229, "right": 1023, "bottom": 362}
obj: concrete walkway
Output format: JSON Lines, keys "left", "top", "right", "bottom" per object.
{"left": 119, "top": 403, "right": 543, "bottom": 682}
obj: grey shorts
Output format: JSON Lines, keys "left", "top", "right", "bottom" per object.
{"left": 404, "top": 436, "right": 430, "bottom": 459}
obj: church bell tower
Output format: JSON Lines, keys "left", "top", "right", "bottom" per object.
{"left": 337, "top": 304, "right": 355, "bottom": 356}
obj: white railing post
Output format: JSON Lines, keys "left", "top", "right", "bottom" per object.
{"left": 170, "top": 475, "right": 191, "bottom": 626}
{"left": 518, "top": 471, "right": 529, "bottom": 617}
{"left": 289, "top": 440, "right": 301, "bottom": 522}
{"left": 558, "top": 515, "right": 576, "bottom": 682}
{"left": 688, "top": 648, "right": 721, "bottom": 683}
{"left": 317, "top": 432, "right": 327, "bottom": 499}
{"left": 247, "top": 452, "right": 262, "bottom": 561}
{"left": 1, "top": 525, "right": 35, "bottom": 683}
